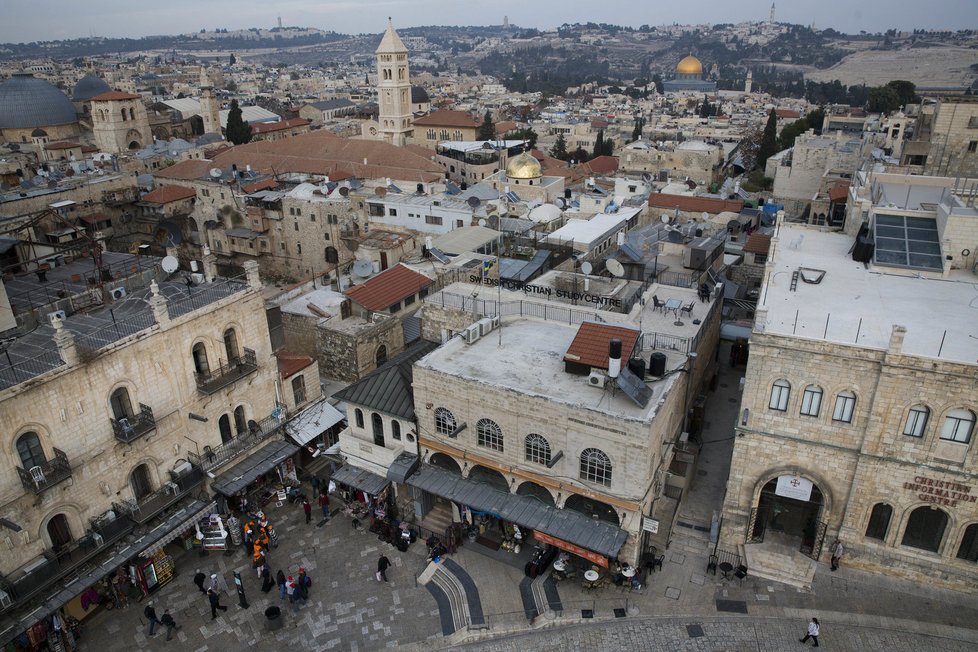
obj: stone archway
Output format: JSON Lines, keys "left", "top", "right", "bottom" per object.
{"left": 748, "top": 473, "right": 829, "bottom": 559}
{"left": 468, "top": 465, "right": 509, "bottom": 492}
{"left": 429, "top": 453, "right": 461, "bottom": 475}
{"left": 564, "top": 493, "right": 619, "bottom": 526}
{"left": 516, "top": 481, "right": 555, "bottom": 506}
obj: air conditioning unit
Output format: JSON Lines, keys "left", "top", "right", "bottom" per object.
{"left": 110, "top": 286, "right": 127, "bottom": 300}
{"left": 92, "top": 532, "right": 104, "bottom": 548}
{"left": 47, "top": 310, "right": 66, "bottom": 324}
{"left": 587, "top": 370, "right": 606, "bottom": 388}
{"left": 463, "top": 324, "right": 481, "bottom": 344}
{"left": 490, "top": 315, "right": 500, "bottom": 329}
{"left": 477, "top": 317, "right": 494, "bottom": 336}
{"left": 191, "top": 273, "right": 205, "bottom": 284}
{"left": 172, "top": 461, "right": 193, "bottom": 476}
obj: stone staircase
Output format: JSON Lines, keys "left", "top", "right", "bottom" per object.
{"left": 417, "top": 557, "right": 484, "bottom": 635}
{"left": 743, "top": 541, "right": 817, "bottom": 589}
{"left": 422, "top": 502, "right": 455, "bottom": 537}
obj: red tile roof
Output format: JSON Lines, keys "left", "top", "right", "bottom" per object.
{"left": 412, "top": 110, "right": 480, "bottom": 128}
{"left": 77, "top": 212, "right": 110, "bottom": 225}
{"left": 743, "top": 233, "right": 771, "bottom": 255}
{"left": 251, "top": 118, "right": 310, "bottom": 134}
{"left": 648, "top": 193, "right": 743, "bottom": 214}
{"left": 345, "top": 263, "right": 433, "bottom": 311}
{"left": 775, "top": 109, "right": 801, "bottom": 119}
{"left": 141, "top": 185, "right": 196, "bottom": 204}
{"left": 276, "top": 351, "right": 314, "bottom": 379}
{"left": 241, "top": 178, "right": 279, "bottom": 193}
{"left": 90, "top": 91, "right": 142, "bottom": 101}
{"left": 828, "top": 181, "right": 850, "bottom": 203}
{"left": 153, "top": 159, "right": 217, "bottom": 181}
{"left": 563, "top": 322, "right": 640, "bottom": 370}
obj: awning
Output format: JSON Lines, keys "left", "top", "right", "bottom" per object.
{"left": 407, "top": 464, "right": 628, "bottom": 559}
{"left": 285, "top": 400, "right": 345, "bottom": 446}
{"left": 210, "top": 439, "right": 299, "bottom": 496}
{"left": 138, "top": 499, "right": 216, "bottom": 556}
{"left": 330, "top": 464, "right": 390, "bottom": 496}
{"left": 387, "top": 452, "right": 419, "bottom": 484}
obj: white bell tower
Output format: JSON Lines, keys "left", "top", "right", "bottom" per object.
{"left": 375, "top": 19, "right": 412, "bottom": 146}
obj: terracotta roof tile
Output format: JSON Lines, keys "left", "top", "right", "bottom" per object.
{"left": 345, "top": 263, "right": 432, "bottom": 311}
{"left": 743, "top": 233, "right": 771, "bottom": 254}
{"left": 828, "top": 181, "right": 850, "bottom": 203}
{"left": 412, "top": 110, "right": 480, "bottom": 128}
{"left": 775, "top": 109, "right": 801, "bottom": 119}
{"left": 153, "top": 159, "right": 216, "bottom": 181}
{"left": 648, "top": 193, "right": 743, "bottom": 214}
{"left": 563, "top": 322, "right": 640, "bottom": 370}
{"left": 241, "top": 178, "right": 279, "bottom": 193}
{"left": 90, "top": 91, "right": 142, "bottom": 101}
{"left": 251, "top": 118, "right": 310, "bottom": 134}
{"left": 141, "top": 185, "right": 196, "bottom": 204}
{"left": 276, "top": 351, "right": 314, "bottom": 379}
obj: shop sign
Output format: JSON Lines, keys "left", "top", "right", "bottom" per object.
{"left": 533, "top": 530, "right": 609, "bottom": 568}
{"left": 642, "top": 517, "right": 659, "bottom": 534}
{"left": 775, "top": 475, "right": 813, "bottom": 501}
{"left": 903, "top": 475, "right": 977, "bottom": 508}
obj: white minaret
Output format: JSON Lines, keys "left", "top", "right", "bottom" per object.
{"left": 745, "top": 69, "right": 753, "bottom": 94}
{"left": 769, "top": 3, "right": 776, "bottom": 23}
{"left": 199, "top": 66, "right": 221, "bottom": 136}
{"left": 375, "top": 19, "right": 412, "bottom": 146}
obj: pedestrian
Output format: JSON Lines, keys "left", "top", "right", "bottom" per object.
{"left": 799, "top": 617, "right": 820, "bottom": 647}
{"left": 193, "top": 569, "right": 207, "bottom": 594}
{"left": 830, "top": 540, "right": 844, "bottom": 571}
{"left": 160, "top": 609, "right": 180, "bottom": 641}
{"left": 277, "top": 569, "right": 287, "bottom": 601}
{"left": 143, "top": 601, "right": 160, "bottom": 636}
{"left": 303, "top": 498, "right": 312, "bottom": 524}
{"left": 297, "top": 567, "right": 310, "bottom": 600}
{"left": 286, "top": 576, "right": 297, "bottom": 611}
{"left": 318, "top": 492, "right": 330, "bottom": 520}
{"left": 311, "top": 475, "right": 320, "bottom": 498}
{"left": 207, "top": 589, "right": 228, "bottom": 620}
{"left": 260, "top": 564, "right": 274, "bottom": 593}
{"left": 376, "top": 555, "right": 391, "bottom": 582}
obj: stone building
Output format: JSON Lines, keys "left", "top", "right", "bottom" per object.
{"left": 900, "top": 96, "right": 978, "bottom": 178}
{"left": 765, "top": 130, "right": 862, "bottom": 217}
{"left": 365, "top": 20, "right": 414, "bottom": 146}
{"left": 663, "top": 55, "right": 717, "bottom": 93}
{"left": 621, "top": 139, "right": 725, "bottom": 187}
{"left": 721, "top": 217, "right": 978, "bottom": 591}
{"left": 0, "top": 72, "right": 81, "bottom": 143}
{"left": 90, "top": 91, "right": 152, "bottom": 153}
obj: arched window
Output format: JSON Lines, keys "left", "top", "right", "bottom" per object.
{"left": 120, "top": 108, "right": 127, "bottom": 121}
{"left": 372, "top": 413, "right": 385, "bottom": 447}
{"left": 47, "top": 514, "right": 73, "bottom": 554}
{"left": 865, "top": 503, "right": 892, "bottom": 540}
{"left": 223, "top": 328, "right": 239, "bottom": 362}
{"left": 192, "top": 342, "right": 209, "bottom": 375}
{"left": 769, "top": 379, "right": 790, "bottom": 411}
{"left": 580, "top": 448, "right": 612, "bottom": 487}
{"left": 901, "top": 506, "right": 948, "bottom": 552}
{"left": 476, "top": 418, "right": 503, "bottom": 452}
{"left": 355, "top": 408, "right": 364, "bottom": 429}
{"left": 16, "top": 432, "right": 45, "bottom": 470}
{"left": 130, "top": 463, "right": 153, "bottom": 500}
{"left": 940, "top": 408, "right": 976, "bottom": 444}
{"left": 800, "top": 385, "right": 822, "bottom": 417}
{"left": 392, "top": 421, "right": 402, "bottom": 441}
{"left": 375, "top": 345, "right": 388, "bottom": 367}
{"left": 903, "top": 405, "right": 929, "bottom": 438}
{"left": 325, "top": 246, "right": 338, "bottom": 264}
{"left": 434, "top": 408, "right": 456, "bottom": 436}
{"left": 129, "top": 107, "right": 135, "bottom": 120}
{"left": 110, "top": 387, "right": 135, "bottom": 420}
{"left": 832, "top": 390, "right": 856, "bottom": 423}
{"left": 957, "top": 523, "right": 978, "bottom": 562}
{"left": 218, "top": 414, "right": 233, "bottom": 443}
{"left": 292, "top": 376, "right": 306, "bottom": 405}
{"left": 525, "top": 434, "right": 551, "bottom": 466}
{"left": 233, "top": 405, "right": 247, "bottom": 434}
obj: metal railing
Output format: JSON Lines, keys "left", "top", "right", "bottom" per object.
{"left": 110, "top": 403, "right": 156, "bottom": 444}
{"left": 194, "top": 348, "right": 258, "bottom": 394}
{"left": 121, "top": 466, "right": 206, "bottom": 523}
{"left": 188, "top": 406, "right": 287, "bottom": 472}
{"left": 16, "top": 447, "right": 71, "bottom": 494}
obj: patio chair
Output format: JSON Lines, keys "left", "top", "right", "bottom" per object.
{"left": 652, "top": 295, "right": 665, "bottom": 312}
{"left": 680, "top": 302, "right": 694, "bottom": 317}
{"left": 734, "top": 564, "right": 748, "bottom": 584}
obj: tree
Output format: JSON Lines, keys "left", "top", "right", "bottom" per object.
{"left": 229, "top": 52, "right": 236, "bottom": 66}
{"left": 738, "top": 125, "right": 762, "bottom": 173}
{"left": 505, "top": 127, "right": 538, "bottom": 150}
{"left": 631, "top": 116, "right": 645, "bottom": 141}
{"left": 550, "top": 133, "right": 568, "bottom": 161}
{"left": 757, "top": 108, "right": 779, "bottom": 170}
{"left": 225, "top": 99, "right": 251, "bottom": 145}
{"left": 867, "top": 85, "right": 900, "bottom": 113}
{"left": 477, "top": 111, "right": 495, "bottom": 141}
{"left": 593, "top": 129, "right": 605, "bottom": 159}
{"left": 885, "top": 80, "right": 917, "bottom": 107}
{"left": 571, "top": 147, "right": 590, "bottom": 163}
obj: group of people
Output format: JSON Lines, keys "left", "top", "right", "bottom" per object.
{"left": 142, "top": 602, "right": 179, "bottom": 641}
{"left": 276, "top": 567, "right": 313, "bottom": 610}
{"left": 191, "top": 570, "right": 230, "bottom": 620}
{"left": 244, "top": 512, "right": 278, "bottom": 571}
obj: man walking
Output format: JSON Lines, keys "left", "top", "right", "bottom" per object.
{"left": 830, "top": 540, "right": 844, "bottom": 571}
{"left": 318, "top": 492, "right": 330, "bottom": 521}
{"left": 160, "top": 609, "right": 180, "bottom": 641}
{"left": 207, "top": 588, "right": 228, "bottom": 620}
{"left": 376, "top": 555, "right": 391, "bottom": 582}
{"left": 799, "top": 617, "right": 820, "bottom": 647}
{"left": 143, "top": 601, "right": 160, "bottom": 636}
{"left": 193, "top": 569, "right": 207, "bottom": 594}
{"left": 303, "top": 498, "right": 312, "bottom": 524}
{"left": 310, "top": 475, "right": 320, "bottom": 498}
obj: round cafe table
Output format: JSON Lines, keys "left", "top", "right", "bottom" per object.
{"left": 584, "top": 570, "right": 599, "bottom": 582}
{"left": 553, "top": 559, "right": 566, "bottom": 572}
{"left": 621, "top": 566, "right": 636, "bottom": 578}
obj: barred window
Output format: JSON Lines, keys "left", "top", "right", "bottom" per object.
{"left": 800, "top": 385, "right": 822, "bottom": 417}
{"left": 580, "top": 448, "right": 612, "bottom": 487}
{"left": 769, "top": 379, "right": 790, "bottom": 411}
{"left": 476, "top": 418, "right": 503, "bottom": 452}
{"left": 524, "top": 434, "right": 551, "bottom": 466}
{"left": 434, "top": 408, "right": 456, "bottom": 436}
{"left": 903, "top": 405, "right": 929, "bottom": 438}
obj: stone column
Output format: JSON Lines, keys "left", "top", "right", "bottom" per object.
{"left": 244, "top": 260, "right": 261, "bottom": 290}
{"left": 149, "top": 279, "right": 170, "bottom": 329}
{"left": 201, "top": 245, "right": 217, "bottom": 283}
{"left": 888, "top": 325, "right": 907, "bottom": 354}
{"left": 52, "top": 315, "right": 79, "bottom": 366}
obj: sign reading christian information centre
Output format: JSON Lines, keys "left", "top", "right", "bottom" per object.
{"left": 904, "top": 476, "right": 977, "bottom": 508}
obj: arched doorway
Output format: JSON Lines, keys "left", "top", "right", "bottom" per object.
{"left": 749, "top": 475, "right": 826, "bottom": 558}
{"left": 47, "top": 514, "right": 73, "bottom": 559}
{"left": 468, "top": 465, "right": 508, "bottom": 492}
{"left": 218, "top": 414, "right": 233, "bottom": 444}
{"left": 429, "top": 453, "right": 461, "bottom": 475}
{"left": 223, "top": 328, "right": 239, "bottom": 363}
{"left": 192, "top": 342, "right": 209, "bottom": 375}
{"left": 516, "top": 481, "right": 555, "bottom": 506}
{"left": 375, "top": 345, "right": 388, "bottom": 367}
{"left": 233, "top": 405, "right": 247, "bottom": 435}
{"left": 130, "top": 463, "right": 153, "bottom": 500}
{"left": 564, "top": 494, "right": 619, "bottom": 526}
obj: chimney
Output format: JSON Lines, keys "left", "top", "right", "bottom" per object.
{"left": 888, "top": 325, "right": 907, "bottom": 354}
{"left": 607, "top": 339, "right": 622, "bottom": 379}
{"left": 149, "top": 279, "right": 170, "bottom": 328}
{"left": 52, "top": 315, "right": 79, "bottom": 366}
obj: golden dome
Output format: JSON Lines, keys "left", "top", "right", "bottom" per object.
{"left": 676, "top": 55, "right": 703, "bottom": 75}
{"left": 505, "top": 151, "right": 542, "bottom": 180}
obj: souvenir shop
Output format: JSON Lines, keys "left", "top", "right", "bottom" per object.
{"left": 210, "top": 440, "right": 300, "bottom": 515}
{"left": 329, "top": 464, "right": 418, "bottom": 549}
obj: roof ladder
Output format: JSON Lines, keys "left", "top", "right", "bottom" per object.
{"left": 789, "top": 270, "right": 799, "bottom": 292}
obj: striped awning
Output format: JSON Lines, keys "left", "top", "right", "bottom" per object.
{"left": 138, "top": 500, "right": 216, "bottom": 557}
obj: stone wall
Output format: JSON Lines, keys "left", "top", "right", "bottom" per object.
{"left": 317, "top": 316, "right": 404, "bottom": 382}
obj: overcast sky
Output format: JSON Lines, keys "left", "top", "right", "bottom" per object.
{"left": 2, "top": 0, "right": 975, "bottom": 43}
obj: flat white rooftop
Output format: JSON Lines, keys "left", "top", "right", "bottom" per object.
{"left": 760, "top": 224, "right": 978, "bottom": 365}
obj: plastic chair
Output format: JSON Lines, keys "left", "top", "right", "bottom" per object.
{"left": 29, "top": 466, "right": 46, "bottom": 489}
{"left": 652, "top": 295, "right": 665, "bottom": 312}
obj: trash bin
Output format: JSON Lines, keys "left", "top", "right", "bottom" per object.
{"left": 264, "top": 606, "right": 283, "bottom": 631}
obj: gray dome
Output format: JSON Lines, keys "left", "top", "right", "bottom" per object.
{"left": 411, "top": 86, "right": 429, "bottom": 104}
{"left": 72, "top": 74, "right": 111, "bottom": 102}
{"left": 0, "top": 73, "right": 78, "bottom": 129}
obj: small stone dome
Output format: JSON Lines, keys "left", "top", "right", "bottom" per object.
{"left": 0, "top": 73, "right": 77, "bottom": 130}
{"left": 410, "top": 86, "right": 429, "bottom": 104}
{"left": 72, "top": 74, "right": 111, "bottom": 102}
{"left": 676, "top": 55, "right": 703, "bottom": 76}
{"left": 505, "top": 151, "right": 542, "bottom": 180}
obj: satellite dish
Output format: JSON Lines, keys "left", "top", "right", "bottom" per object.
{"left": 555, "top": 197, "right": 566, "bottom": 209}
{"left": 209, "top": 167, "right": 223, "bottom": 178}
{"left": 606, "top": 259, "right": 625, "bottom": 278}
{"left": 352, "top": 259, "right": 373, "bottom": 278}
{"left": 467, "top": 196, "right": 481, "bottom": 208}
{"left": 161, "top": 255, "right": 179, "bottom": 273}
{"left": 374, "top": 186, "right": 387, "bottom": 197}
{"left": 339, "top": 186, "right": 349, "bottom": 197}
{"left": 660, "top": 214, "right": 670, "bottom": 224}
{"left": 581, "top": 261, "right": 593, "bottom": 275}
{"left": 478, "top": 218, "right": 487, "bottom": 227}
